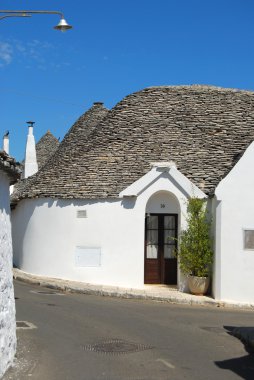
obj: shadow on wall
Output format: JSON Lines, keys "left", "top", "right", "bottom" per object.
{"left": 0, "top": 204, "right": 10, "bottom": 214}
{"left": 121, "top": 197, "right": 136, "bottom": 209}
{"left": 12, "top": 200, "right": 38, "bottom": 268}
{"left": 55, "top": 198, "right": 121, "bottom": 208}
{"left": 215, "top": 326, "right": 254, "bottom": 379}
{"left": 0, "top": 187, "right": 11, "bottom": 215}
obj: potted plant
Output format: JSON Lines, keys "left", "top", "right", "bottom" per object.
{"left": 177, "top": 197, "right": 213, "bottom": 295}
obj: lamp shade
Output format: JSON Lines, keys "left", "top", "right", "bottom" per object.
{"left": 54, "top": 17, "right": 72, "bottom": 32}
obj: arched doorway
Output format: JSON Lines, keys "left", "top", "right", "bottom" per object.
{"left": 144, "top": 191, "right": 180, "bottom": 285}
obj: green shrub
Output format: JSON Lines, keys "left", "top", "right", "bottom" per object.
{"left": 178, "top": 197, "right": 213, "bottom": 277}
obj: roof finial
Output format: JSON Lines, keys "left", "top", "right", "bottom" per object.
{"left": 26, "top": 121, "right": 35, "bottom": 127}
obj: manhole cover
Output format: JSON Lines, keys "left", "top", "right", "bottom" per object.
{"left": 30, "top": 290, "right": 62, "bottom": 295}
{"left": 16, "top": 321, "right": 37, "bottom": 330}
{"left": 83, "top": 339, "right": 153, "bottom": 355}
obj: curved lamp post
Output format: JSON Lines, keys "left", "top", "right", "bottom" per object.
{"left": 0, "top": 10, "right": 72, "bottom": 31}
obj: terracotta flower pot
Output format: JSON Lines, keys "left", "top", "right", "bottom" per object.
{"left": 188, "top": 275, "right": 210, "bottom": 295}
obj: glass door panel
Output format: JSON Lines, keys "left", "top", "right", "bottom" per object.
{"left": 164, "top": 245, "right": 175, "bottom": 258}
{"left": 147, "top": 245, "right": 158, "bottom": 259}
{"left": 164, "top": 229, "right": 176, "bottom": 244}
{"left": 146, "top": 215, "right": 159, "bottom": 259}
{"left": 164, "top": 216, "right": 175, "bottom": 229}
{"left": 147, "top": 229, "right": 158, "bottom": 245}
{"left": 147, "top": 215, "right": 158, "bottom": 229}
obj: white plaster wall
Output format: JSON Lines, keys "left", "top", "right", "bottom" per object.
{"left": 12, "top": 173, "right": 192, "bottom": 289}
{"left": 0, "top": 171, "right": 16, "bottom": 377}
{"left": 214, "top": 141, "right": 254, "bottom": 304}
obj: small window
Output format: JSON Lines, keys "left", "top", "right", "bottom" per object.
{"left": 244, "top": 230, "right": 254, "bottom": 250}
{"left": 77, "top": 210, "right": 87, "bottom": 218}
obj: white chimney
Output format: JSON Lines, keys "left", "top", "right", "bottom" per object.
{"left": 3, "top": 131, "right": 9, "bottom": 154}
{"left": 24, "top": 121, "right": 38, "bottom": 178}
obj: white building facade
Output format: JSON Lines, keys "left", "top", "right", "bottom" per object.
{"left": 12, "top": 164, "right": 206, "bottom": 289}
{"left": 213, "top": 141, "right": 254, "bottom": 304}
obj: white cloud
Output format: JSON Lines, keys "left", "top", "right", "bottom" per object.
{"left": 0, "top": 41, "right": 13, "bottom": 66}
{"left": 13, "top": 39, "right": 48, "bottom": 62}
{"left": 0, "top": 38, "right": 70, "bottom": 71}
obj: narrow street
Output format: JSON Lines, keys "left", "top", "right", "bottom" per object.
{"left": 4, "top": 280, "right": 254, "bottom": 380}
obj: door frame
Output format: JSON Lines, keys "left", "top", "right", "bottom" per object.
{"left": 144, "top": 213, "right": 178, "bottom": 285}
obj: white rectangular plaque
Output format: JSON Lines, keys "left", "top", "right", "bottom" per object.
{"left": 75, "top": 246, "right": 101, "bottom": 267}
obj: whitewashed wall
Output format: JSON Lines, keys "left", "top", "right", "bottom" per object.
{"left": 214, "top": 141, "right": 254, "bottom": 304}
{"left": 0, "top": 171, "right": 16, "bottom": 377}
{"left": 12, "top": 172, "right": 192, "bottom": 289}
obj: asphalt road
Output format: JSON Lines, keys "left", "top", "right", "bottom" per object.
{"left": 4, "top": 280, "right": 254, "bottom": 380}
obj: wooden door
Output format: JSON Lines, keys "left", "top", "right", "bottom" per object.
{"left": 144, "top": 214, "right": 177, "bottom": 285}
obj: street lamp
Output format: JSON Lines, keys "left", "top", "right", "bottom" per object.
{"left": 0, "top": 10, "right": 72, "bottom": 31}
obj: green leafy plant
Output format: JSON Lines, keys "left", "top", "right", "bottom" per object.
{"left": 177, "top": 197, "right": 213, "bottom": 277}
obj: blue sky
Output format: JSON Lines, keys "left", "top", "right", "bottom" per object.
{"left": 1, "top": 0, "right": 254, "bottom": 161}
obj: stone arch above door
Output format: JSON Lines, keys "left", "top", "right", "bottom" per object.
{"left": 146, "top": 190, "right": 180, "bottom": 214}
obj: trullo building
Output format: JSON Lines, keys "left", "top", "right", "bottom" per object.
{"left": 11, "top": 86, "right": 254, "bottom": 305}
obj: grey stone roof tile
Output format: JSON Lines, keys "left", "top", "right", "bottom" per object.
{"left": 12, "top": 86, "right": 254, "bottom": 201}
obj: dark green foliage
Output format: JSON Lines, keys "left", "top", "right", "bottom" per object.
{"left": 178, "top": 198, "right": 213, "bottom": 277}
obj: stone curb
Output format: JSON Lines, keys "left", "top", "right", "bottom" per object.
{"left": 12, "top": 268, "right": 254, "bottom": 310}
{"left": 13, "top": 269, "right": 216, "bottom": 306}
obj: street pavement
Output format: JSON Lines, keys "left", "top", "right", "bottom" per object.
{"left": 13, "top": 267, "right": 254, "bottom": 353}
{"left": 3, "top": 280, "right": 254, "bottom": 380}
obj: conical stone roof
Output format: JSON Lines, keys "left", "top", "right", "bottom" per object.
{"left": 12, "top": 101, "right": 109, "bottom": 202}
{"left": 36, "top": 130, "right": 60, "bottom": 169}
{"left": 12, "top": 85, "right": 254, "bottom": 201}
{"left": 12, "top": 130, "right": 60, "bottom": 195}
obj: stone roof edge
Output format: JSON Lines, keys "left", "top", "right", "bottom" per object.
{"left": 0, "top": 150, "right": 21, "bottom": 184}
{"left": 144, "top": 84, "right": 254, "bottom": 95}
{"left": 11, "top": 192, "right": 121, "bottom": 206}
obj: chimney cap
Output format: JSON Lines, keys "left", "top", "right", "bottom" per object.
{"left": 93, "top": 102, "right": 104, "bottom": 106}
{"left": 26, "top": 121, "right": 35, "bottom": 127}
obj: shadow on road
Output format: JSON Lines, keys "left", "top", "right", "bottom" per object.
{"left": 215, "top": 326, "right": 254, "bottom": 380}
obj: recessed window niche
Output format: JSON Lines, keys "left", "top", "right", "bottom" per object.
{"left": 244, "top": 230, "right": 254, "bottom": 250}
{"left": 76, "top": 210, "right": 87, "bottom": 218}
